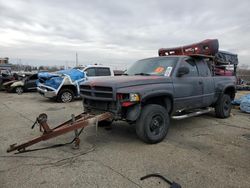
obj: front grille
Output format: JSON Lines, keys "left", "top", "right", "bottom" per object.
{"left": 80, "top": 85, "right": 113, "bottom": 100}
{"left": 94, "top": 86, "right": 112, "bottom": 92}
{"left": 82, "top": 91, "right": 92, "bottom": 96}
{"left": 84, "top": 98, "right": 117, "bottom": 112}
{"left": 95, "top": 93, "right": 113, "bottom": 98}
{"left": 81, "top": 85, "right": 91, "bottom": 90}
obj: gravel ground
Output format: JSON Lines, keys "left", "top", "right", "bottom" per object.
{"left": 0, "top": 91, "right": 250, "bottom": 188}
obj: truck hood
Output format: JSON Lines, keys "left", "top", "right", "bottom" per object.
{"left": 83, "top": 76, "right": 172, "bottom": 88}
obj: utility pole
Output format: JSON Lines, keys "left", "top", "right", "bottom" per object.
{"left": 76, "top": 52, "right": 78, "bottom": 67}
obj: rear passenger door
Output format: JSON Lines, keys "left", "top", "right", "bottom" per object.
{"left": 196, "top": 59, "right": 215, "bottom": 106}
{"left": 173, "top": 57, "right": 203, "bottom": 110}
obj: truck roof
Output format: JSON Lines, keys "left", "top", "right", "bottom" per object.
{"left": 74, "top": 64, "right": 113, "bottom": 71}
{"left": 85, "top": 64, "right": 112, "bottom": 68}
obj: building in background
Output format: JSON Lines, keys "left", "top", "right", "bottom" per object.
{"left": 0, "top": 57, "right": 9, "bottom": 64}
{"left": 0, "top": 57, "right": 13, "bottom": 71}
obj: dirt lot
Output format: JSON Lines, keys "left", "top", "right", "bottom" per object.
{"left": 0, "top": 91, "right": 250, "bottom": 188}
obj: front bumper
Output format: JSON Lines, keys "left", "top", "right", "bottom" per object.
{"left": 83, "top": 98, "right": 118, "bottom": 113}
{"left": 37, "top": 86, "right": 57, "bottom": 98}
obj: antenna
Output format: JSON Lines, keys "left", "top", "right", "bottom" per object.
{"left": 76, "top": 52, "right": 78, "bottom": 66}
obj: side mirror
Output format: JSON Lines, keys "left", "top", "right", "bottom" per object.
{"left": 177, "top": 67, "right": 189, "bottom": 77}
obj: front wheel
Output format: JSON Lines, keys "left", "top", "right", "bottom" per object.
{"left": 215, "top": 94, "right": 232, "bottom": 118}
{"left": 15, "top": 86, "right": 24, "bottom": 94}
{"left": 57, "top": 89, "right": 74, "bottom": 103}
{"left": 136, "top": 104, "right": 170, "bottom": 144}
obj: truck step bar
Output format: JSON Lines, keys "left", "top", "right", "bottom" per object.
{"left": 171, "top": 108, "right": 213, "bottom": 120}
{"left": 7, "top": 112, "right": 113, "bottom": 153}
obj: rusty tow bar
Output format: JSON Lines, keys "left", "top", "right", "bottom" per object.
{"left": 7, "top": 112, "right": 113, "bottom": 153}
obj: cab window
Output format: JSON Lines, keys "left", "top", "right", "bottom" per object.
{"left": 85, "top": 68, "right": 96, "bottom": 77}
{"left": 181, "top": 58, "right": 198, "bottom": 77}
{"left": 196, "top": 59, "right": 212, "bottom": 77}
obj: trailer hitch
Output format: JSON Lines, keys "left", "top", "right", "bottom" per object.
{"left": 7, "top": 112, "right": 113, "bottom": 153}
{"left": 31, "top": 113, "right": 51, "bottom": 133}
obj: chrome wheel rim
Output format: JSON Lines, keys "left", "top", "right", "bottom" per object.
{"left": 61, "top": 92, "right": 72, "bottom": 103}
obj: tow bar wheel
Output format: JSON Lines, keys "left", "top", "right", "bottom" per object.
{"left": 136, "top": 104, "right": 170, "bottom": 144}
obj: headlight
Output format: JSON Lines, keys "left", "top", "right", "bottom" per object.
{"left": 129, "top": 93, "right": 140, "bottom": 102}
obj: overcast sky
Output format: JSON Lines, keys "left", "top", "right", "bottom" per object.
{"left": 0, "top": 0, "right": 250, "bottom": 69}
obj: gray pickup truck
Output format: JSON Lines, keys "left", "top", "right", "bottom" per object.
{"left": 80, "top": 45, "right": 237, "bottom": 143}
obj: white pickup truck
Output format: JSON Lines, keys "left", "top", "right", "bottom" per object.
{"left": 37, "top": 65, "right": 115, "bottom": 103}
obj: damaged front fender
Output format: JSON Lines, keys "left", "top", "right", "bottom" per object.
{"left": 10, "top": 81, "right": 24, "bottom": 88}
{"left": 125, "top": 104, "right": 141, "bottom": 121}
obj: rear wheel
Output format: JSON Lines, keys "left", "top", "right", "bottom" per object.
{"left": 57, "top": 89, "right": 74, "bottom": 103}
{"left": 215, "top": 94, "right": 232, "bottom": 118}
{"left": 136, "top": 104, "right": 169, "bottom": 144}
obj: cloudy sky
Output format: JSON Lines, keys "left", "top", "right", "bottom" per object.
{"left": 0, "top": 0, "right": 250, "bottom": 69}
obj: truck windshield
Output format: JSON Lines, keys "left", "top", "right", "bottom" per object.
{"left": 126, "top": 57, "right": 178, "bottom": 76}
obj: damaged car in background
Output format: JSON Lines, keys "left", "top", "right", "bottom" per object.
{"left": 3, "top": 73, "right": 38, "bottom": 94}
{"left": 37, "top": 68, "right": 85, "bottom": 103}
{"left": 37, "top": 65, "right": 115, "bottom": 103}
{"left": 0, "top": 69, "right": 21, "bottom": 90}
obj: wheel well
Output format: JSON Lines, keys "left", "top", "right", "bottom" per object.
{"left": 60, "top": 85, "right": 77, "bottom": 96}
{"left": 142, "top": 95, "right": 173, "bottom": 114}
{"left": 224, "top": 87, "right": 236, "bottom": 100}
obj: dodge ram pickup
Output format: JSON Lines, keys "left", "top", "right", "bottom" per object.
{"left": 80, "top": 39, "right": 238, "bottom": 143}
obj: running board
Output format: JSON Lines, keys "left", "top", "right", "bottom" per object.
{"left": 171, "top": 108, "right": 213, "bottom": 120}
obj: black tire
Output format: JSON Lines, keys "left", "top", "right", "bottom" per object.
{"left": 98, "top": 120, "right": 113, "bottom": 127}
{"left": 15, "top": 86, "right": 24, "bottom": 94}
{"left": 57, "top": 89, "right": 74, "bottom": 103}
{"left": 215, "top": 94, "right": 232, "bottom": 118}
{"left": 136, "top": 104, "right": 170, "bottom": 144}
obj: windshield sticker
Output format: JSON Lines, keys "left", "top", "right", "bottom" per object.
{"left": 154, "top": 66, "right": 165, "bottom": 73}
{"left": 164, "top": 67, "right": 173, "bottom": 77}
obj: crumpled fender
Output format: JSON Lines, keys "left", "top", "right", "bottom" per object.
{"left": 3, "top": 80, "right": 16, "bottom": 86}
{"left": 11, "top": 81, "right": 24, "bottom": 87}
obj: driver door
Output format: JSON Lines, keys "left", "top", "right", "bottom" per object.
{"left": 173, "top": 58, "right": 203, "bottom": 110}
{"left": 25, "top": 74, "right": 38, "bottom": 90}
